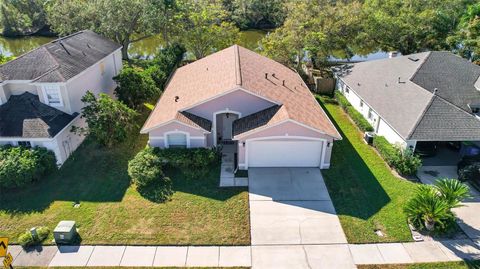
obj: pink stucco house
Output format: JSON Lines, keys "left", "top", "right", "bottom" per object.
{"left": 141, "top": 45, "right": 340, "bottom": 169}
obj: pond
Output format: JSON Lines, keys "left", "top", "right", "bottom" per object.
{"left": 0, "top": 29, "right": 269, "bottom": 58}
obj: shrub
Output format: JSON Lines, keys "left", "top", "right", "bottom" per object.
{"left": 18, "top": 226, "right": 50, "bottom": 247}
{"left": 373, "top": 137, "right": 422, "bottom": 176}
{"left": 390, "top": 148, "right": 422, "bottom": 176}
{"left": 128, "top": 146, "right": 165, "bottom": 187}
{"left": 404, "top": 179, "right": 470, "bottom": 232}
{"left": 158, "top": 148, "right": 220, "bottom": 179}
{"left": 73, "top": 92, "right": 138, "bottom": 148}
{"left": 404, "top": 185, "right": 453, "bottom": 232}
{"left": 345, "top": 106, "right": 374, "bottom": 132}
{"left": 334, "top": 91, "right": 374, "bottom": 132}
{"left": 459, "top": 163, "right": 480, "bottom": 183}
{"left": 114, "top": 66, "right": 160, "bottom": 109}
{"left": 0, "top": 146, "right": 56, "bottom": 189}
{"left": 334, "top": 91, "right": 350, "bottom": 109}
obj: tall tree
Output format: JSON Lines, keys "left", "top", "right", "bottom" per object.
{"left": 177, "top": 0, "right": 239, "bottom": 59}
{"left": 361, "top": 0, "right": 470, "bottom": 55}
{"left": 447, "top": 3, "right": 480, "bottom": 63}
{"left": 227, "top": 0, "right": 286, "bottom": 29}
{"left": 73, "top": 92, "right": 138, "bottom": 148}
{"left": 261, "top": 0, "right": 363, "bottom": 70}
{"left": 46, "top": 0, "right": 177, "bottom": 59}
{"left": 0, "top": 0, "right": 48, "bottom": 36}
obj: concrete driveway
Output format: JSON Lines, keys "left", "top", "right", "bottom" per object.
{"left": 249, "top": 167, "right": 348, "bottom": 245}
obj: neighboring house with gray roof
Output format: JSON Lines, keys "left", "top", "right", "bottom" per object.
{"left": 335, "top": 51, "right": 480, "bottom": 152}
{"left": 0, "top": 30, "right": 122, "bottom": 164}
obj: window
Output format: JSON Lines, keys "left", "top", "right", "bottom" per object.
{"left": 43, "top": 85, "right": 62, "bottom": 106}
{"left": 360, "top": 100, "right": 364, "bottom": 108}
{"left": 167, "top": 133, "right": 187, "bottom": 148}
{"left": 368, "top": 108, "right": 376, "bottom": 121}
{"left": 345, "top": 86, "right": 350, "bottom": 94}
{"left": 18, "top": 141, "right": 31, "bottom": 148}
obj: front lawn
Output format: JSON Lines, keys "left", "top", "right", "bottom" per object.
{"left": 0, "top": 113, "right": 250, "bottom": 245}
{"left": 318, "top": 95, "right": 418, "bottom": 243}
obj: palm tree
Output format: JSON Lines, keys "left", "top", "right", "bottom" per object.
{"left": 404, "top": 185, "right": 452, "bottom": 231}
{"left": 434, "top": 178, "right": 471, "bottom": 209}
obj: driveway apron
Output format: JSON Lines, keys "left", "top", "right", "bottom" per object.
{"left": 248, "top": 167, "right": 352, "bottom": 269}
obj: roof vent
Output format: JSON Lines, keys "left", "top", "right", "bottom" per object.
{"left": 272, "top": 73, "right": 277, "bottom": 79}
{"left": 408, "top": 57, "right": 419, "bottom": 62}
{"left": 398, "top": 77, "right": 406, "bottom": 84}
{"left": 282, "top": 80, "right": 285, "bottom": 86}
{"left": 388, "top": 51, "right": 399, "bottom": 58}
{"left": 433, "top": 88, "right": 438, "bottom": 94}
{"left": 174, "top": 96, "right": 179, "bottom": 102}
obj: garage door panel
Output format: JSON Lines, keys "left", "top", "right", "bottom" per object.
{"left": 248, "top": 140, "right": 323, "bottom": 167}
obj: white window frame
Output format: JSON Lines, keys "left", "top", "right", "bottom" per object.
{"left": 41, "top": 84, "right": 63, "bottom": 107}
{"left": 164, "top": 131, "right": 190, "bottom": 148}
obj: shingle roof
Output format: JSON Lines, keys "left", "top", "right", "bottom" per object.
{"left": 0, "top": 92, "right": 77, "bottom": 138}
{"left": 141, "top": 45, "right": 340, "bottom": 139}
{"left": 337, "top": 51, "right": 480, "bottom": 141}
{"left": 233, "top": 105, "right": 281, "bottom": 136}
{"left": 176, "top": 111, "right": 212, "bottom": 131}
{"left": 409, "top": 96, "right": 480, "bottom": 141}
{"left": 411, "top": 52, "right": 480, "bottom": 112}
{"left": 0, "top": 30, "right": 121, "bottom": 83}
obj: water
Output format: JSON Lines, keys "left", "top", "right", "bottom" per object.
{"left": 0, "top": 29, "right": 269, "bottom": 58}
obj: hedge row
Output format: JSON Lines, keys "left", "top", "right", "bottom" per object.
{"left": 334, "top": 91, "right": 374, "bottom": 132}
{"left": 373, "top": 136, "right": 422, "bottom": 176}
{"left": 128, "top": 146, "right": 221, "bottom": 185}
{"left": 0, "top": 146, "right": 57, "bottom": 189}
{"left": 373, "top": 136, "right": 397, "bottom": 165}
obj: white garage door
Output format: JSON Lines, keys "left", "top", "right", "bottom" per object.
{"left": 247, "top": 140, "right": 323, "bottom": 167}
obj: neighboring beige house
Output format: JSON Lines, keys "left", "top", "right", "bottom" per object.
{"left": 0, "top": 30, "right": 122, "bottom": 164}
{"left": 142, "top": 45, "right": 341, "bottom": 169}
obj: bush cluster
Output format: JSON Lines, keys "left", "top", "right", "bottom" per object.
{"left": 18, "top": 226, "right": 50, "bottom": 247}
{"left": 373, "top": 136, "right": 422, "bottom": 176}
{"left": 128, "top": 146, "right": 165, "bottom": 187}
{"left": 459, "top": 163, "right": 480, "bottom": 189}
{"left": 334, "top": 91, "right": 374, "bottom": 132}
{"left": 404, "top": 179, "right": 470, "bottom": 233}
{"left": 128, "top": 146, "right": 220, "bottom": 202}
{"left": 0, "top": 146, "right": 56, "bottom": 189}
{"left": 157, "top": 147, "right": 221, "bottom": 179}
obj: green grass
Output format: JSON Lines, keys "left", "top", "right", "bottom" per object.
{"left": 0, "top": 111, "right": 250, "bottom": 246}
{"left": 318, "top": 95, "right": 418, "bottom": 243}
{"left": 358, "top": 261, "right": 480, "bottom": 269}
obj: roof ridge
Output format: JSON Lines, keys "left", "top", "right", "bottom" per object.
{"left": 234, "top": 45, "right": 242, "bottom": 86}
{"left": 408, "top": 51, "right": 431, "bottom": 84}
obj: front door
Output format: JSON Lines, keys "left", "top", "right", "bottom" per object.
{"left": 221, "top": 113, "right": 238, "bottom": 140}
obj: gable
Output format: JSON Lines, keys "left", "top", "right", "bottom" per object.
{"left": 409, "top": 96, "right": 480, "bottom": 141}
{"left": 184, "top": 88, "right": 276, "bottom": 121}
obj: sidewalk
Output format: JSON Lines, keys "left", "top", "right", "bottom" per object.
{"left": 3, "top": 239, "right": 480, "bottom": 268}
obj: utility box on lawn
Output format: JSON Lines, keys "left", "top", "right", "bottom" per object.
{"left": 53, "top": 221, "right": 77, "bottom": 244}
